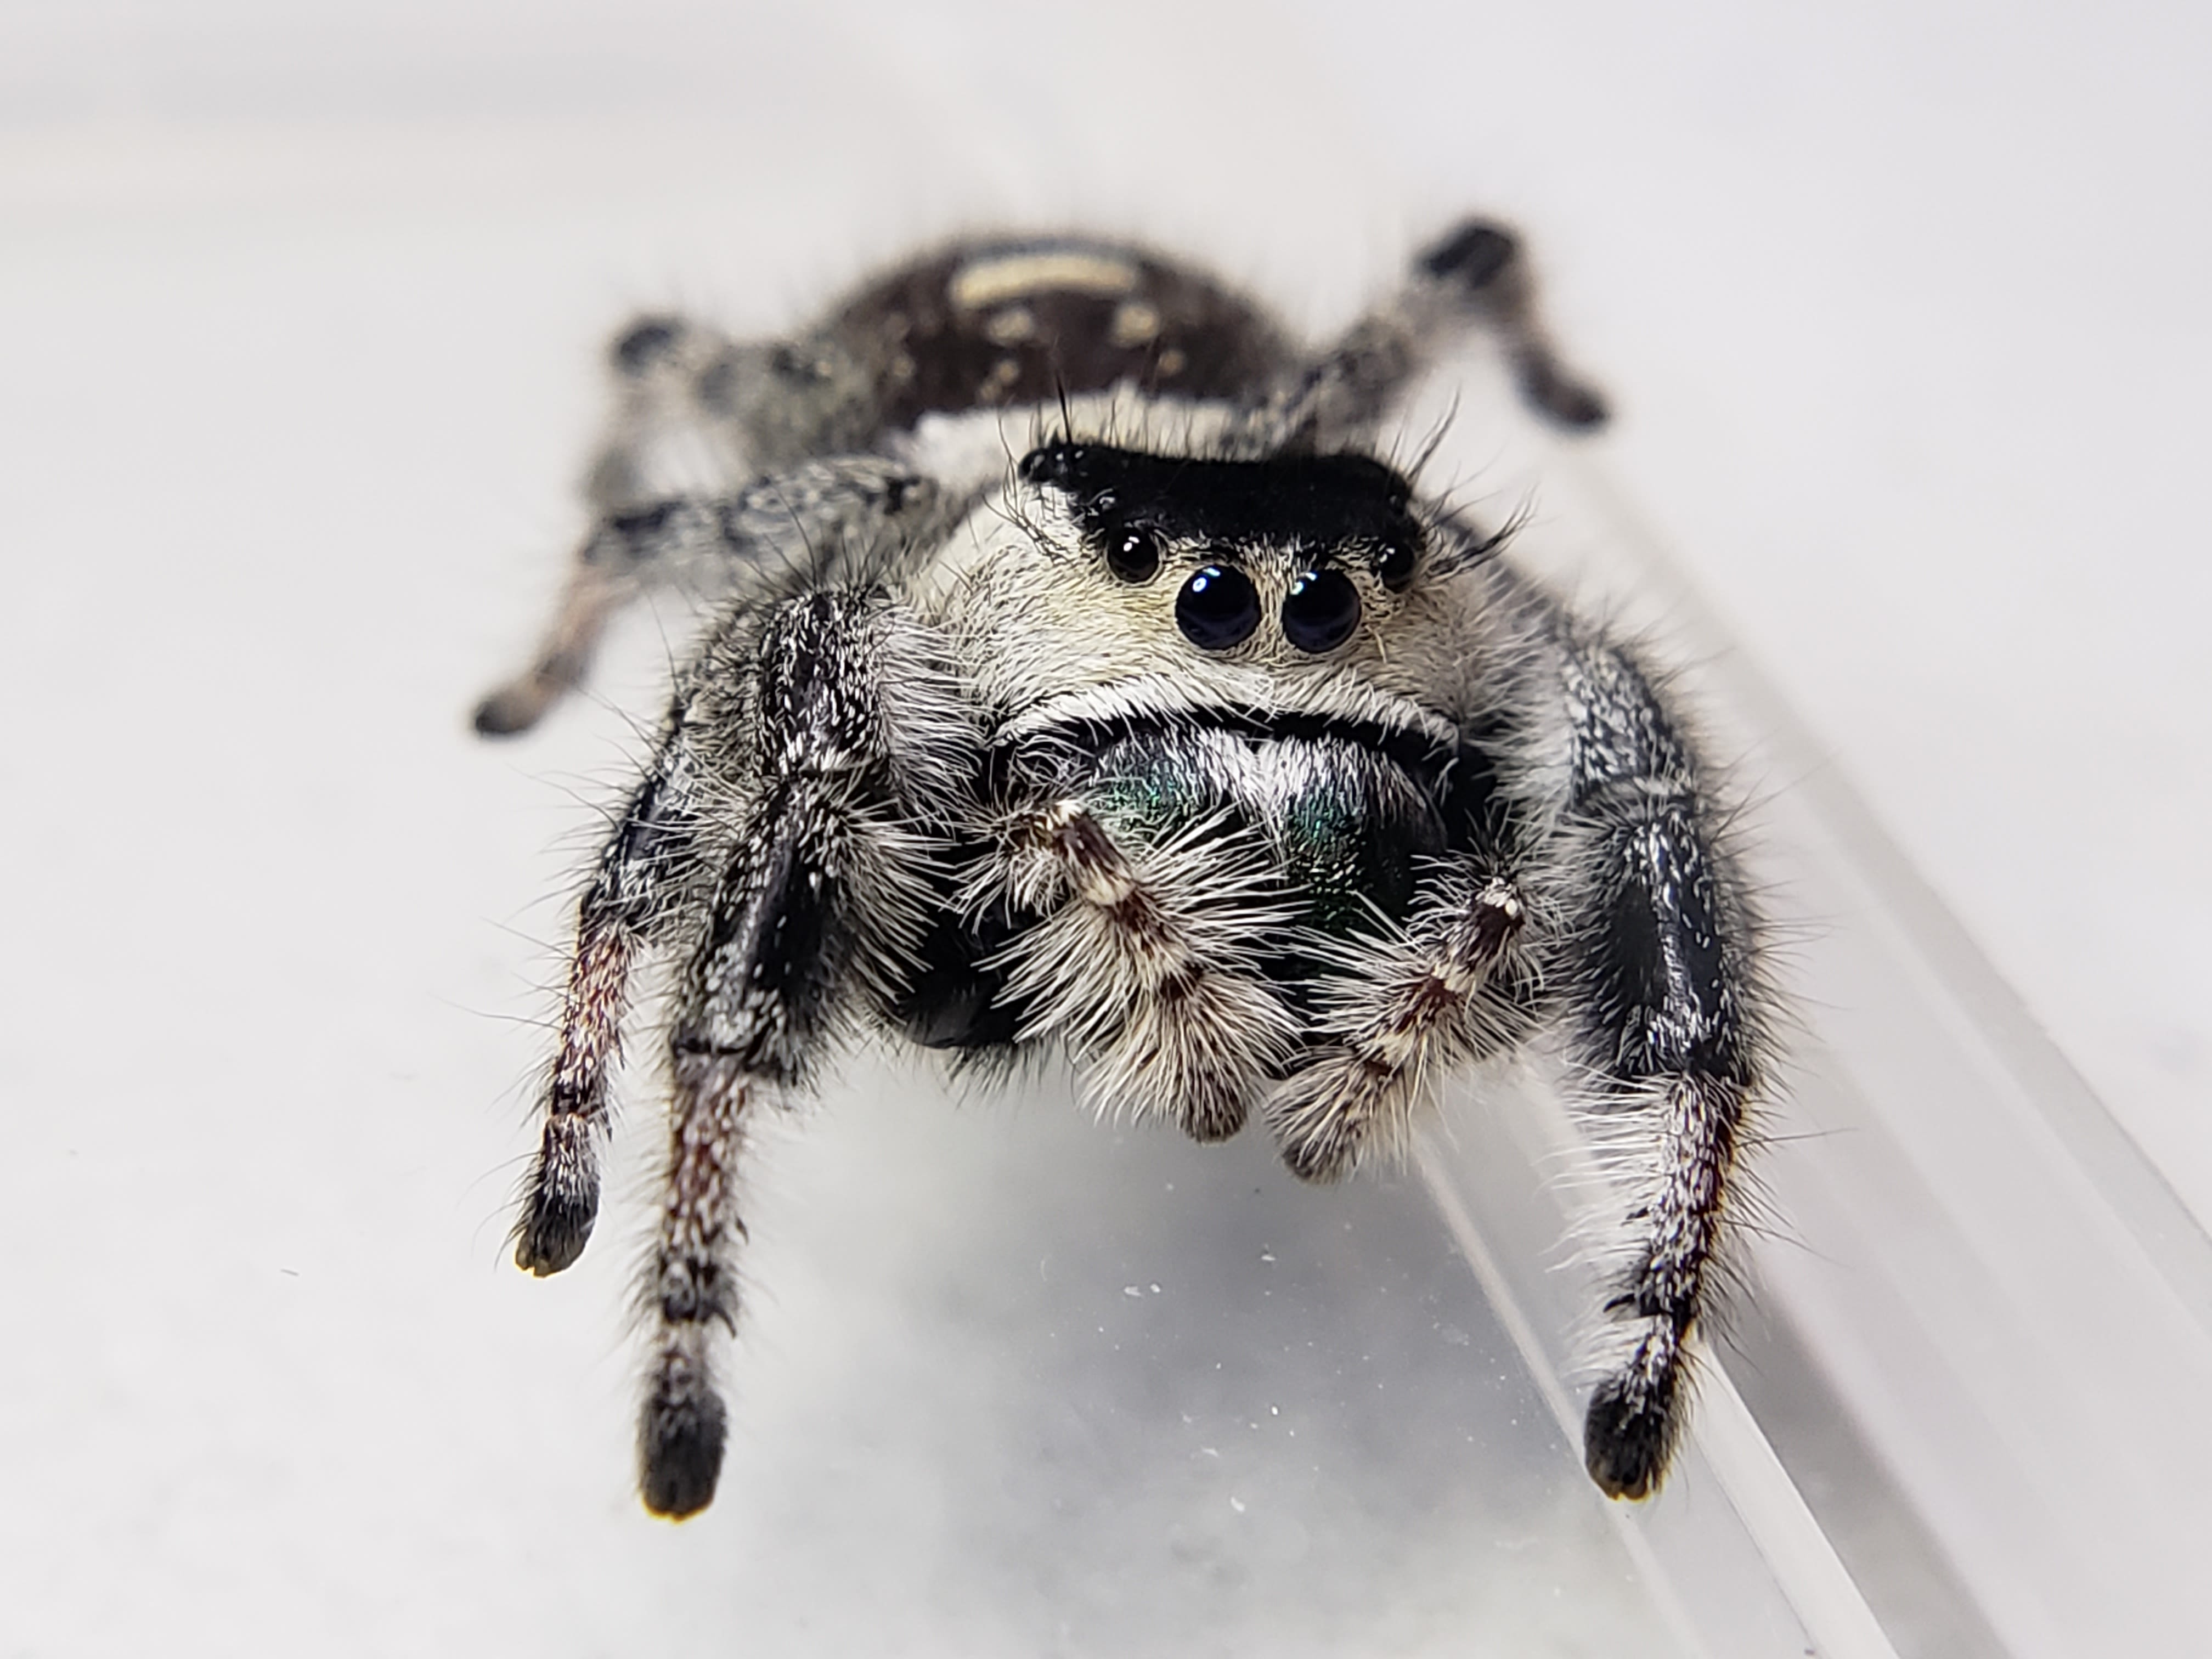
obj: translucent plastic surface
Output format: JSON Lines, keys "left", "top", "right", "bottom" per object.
{"left": 663, "top": 1058, "right": 1721, "bottom": 1656}
{"left": 1405, "top": 370, "right": 2212, "bottom": 1657}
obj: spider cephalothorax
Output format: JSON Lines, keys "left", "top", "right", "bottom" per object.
{"left": 482, "top": 221, "right": 1765, "bottom": 1520}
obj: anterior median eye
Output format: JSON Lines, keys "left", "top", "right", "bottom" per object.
{"left": 1282, "top": 568, "right": 1362, "bottom": 653}
{"left": 1176, "top": 565, "right": 1260, "bottom": 650}
{"left": 1105, "top": 524, "right": 1161, "bottom": 584}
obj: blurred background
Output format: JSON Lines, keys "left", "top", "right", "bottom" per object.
{"left": 2, "top": 3, "right": 2206, "bottom": 1655}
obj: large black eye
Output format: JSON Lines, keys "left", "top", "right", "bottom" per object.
{"left": 1176, "top": 564, "right": 1260, "bottom": 651}
{"left": 1105, "top": 524, "right": 1161, "bottom": 584}
{"left": 1282, "top": 568, "right": 1362, "bottom": 653}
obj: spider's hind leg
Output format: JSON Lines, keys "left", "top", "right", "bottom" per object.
{"left": 472, "top": 454, "right": 948, "bottom": 736}
{"left": 583, "top": 312, "right": 754, "bottom": 515}
{"left": 1265, "top": 216, "right": 1610, "bottom": 453}
{"left": 1413, "top": 220, "right": 1609, "bottom": 430}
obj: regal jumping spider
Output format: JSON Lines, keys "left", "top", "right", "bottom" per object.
{"left": 481, "top": 221, "right": 1769, "bottom": 1518}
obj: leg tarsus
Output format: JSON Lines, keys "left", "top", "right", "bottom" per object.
{"left": 1511, "top": 346, "right": 1609, "bottom": 431}
{"left": 514, "top": 1113, "right": 602, "bottom": 1274}
{"left": 1579, "top": 1068, "right": 1746, "bottom": 1498}
{"left": 473, "top": 564, "right": 625, "bottom": 737}
{"left": 637, "top": 1046, "right": 751, "bottom": 1517}
{"left": 1584, "top": 1338, "right": 1683, "bottom": 1500}
{"left": 640, "top": 1329, "right": 729, "bottom": 1519}
{"left": 512, "top": 917, "right": 642, "bottom": 1273}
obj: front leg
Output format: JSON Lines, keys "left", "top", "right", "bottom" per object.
{"left": 639, "top": 589, "right": 977, "bottom": 1517}
{"left": 473, "top": 455, "right": 949, "bottom": 736}
{"left": 1556, "top": 637, "right": 1769, "bottom": 1500}
{"left": 515, "top": 586, "right": 974, "bottom": 1517}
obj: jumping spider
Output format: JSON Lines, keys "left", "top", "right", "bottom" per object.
{"left": 481, "top": 221, "right": 1769, "bottom": 1519}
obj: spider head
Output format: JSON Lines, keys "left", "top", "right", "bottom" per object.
{"left": 933, "top": 435, "right": 1481, "bottom": 744}
{"left": 1012, "top": 439, "right": 1425, "bottom": 661}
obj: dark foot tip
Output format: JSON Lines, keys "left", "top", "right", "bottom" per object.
{"left": 1583, "top": 1381, "right": 1674, "bottom": 1500}
{"left": 514, "top": 1202, "right": 595, "bottom": 1277}
{"left": 1278, "top": 1139, "right": 1353, "bottom": 1186}
{"left": 1180, "top": 1093, "right": 1250, "bottom": 1145}
{"left": 1418, "top": 221, "right": 1519, "bottom": 291}
{"left": 472, "top": 686, "right": 545, "bottom": 738}
{"left": 641, "top": 1392, "right": 727, "bottom": 1519}
{"left": 515, "top": 1127, "right": 600, "bottom": 1273}
{"left": 611, "top": 315, "right": 684, "bottom": 377}
{"left": 1526, "top": 372, "right": 1611, "bottom": 432}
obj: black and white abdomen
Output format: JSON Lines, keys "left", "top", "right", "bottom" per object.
{"left": 827, "top": 238, "right": 1296, "bottom": 426}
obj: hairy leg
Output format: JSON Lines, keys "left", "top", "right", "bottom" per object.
{"left": 631, "top": 589, "right": 973, "bottom": 1516}
{"left": 581, "top": 312, "right": 752, "bottom": 514}
{"left": 512, "top": 688, "right": 708, "bottom": 1273}
{"left": 1263, "top": 217, "right": 1610, "bottom": 453}
{"left": 1555, "top": 636, "right": 1768, "bottom": 1500}
{"left": 473, "top": 456, "right": 949, "bottom": 736}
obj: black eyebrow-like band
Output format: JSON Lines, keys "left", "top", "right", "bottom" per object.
{"left": 1019, "top": 440, "right": 1420, "bottom": 551}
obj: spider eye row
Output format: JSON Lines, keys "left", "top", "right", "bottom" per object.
{"left": 1095, "top": 523, "right": 1405, "bottom": 655}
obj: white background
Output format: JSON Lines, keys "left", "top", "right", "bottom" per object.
{"left": 2, "top": 3, "right": 2206, "bottom": 1654}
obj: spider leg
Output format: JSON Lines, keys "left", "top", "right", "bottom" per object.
{"left": 1265, "top": 217, "right": 1609, "bottom": 452}
{"left": 472, "top": 456, "right": 948, "bottom": 736}
{"left": 513, "top": 687, "right": 708, "bottom": 1275}
{"left": 471, "top": 560, "right": 632, "bottom": 737}
{"left": 994, "top": 801, "right": 1297, "bottom": 1142}
{"left": 643, "top": 809, "right": 835, "bottom": 1519}
{"left": 1264, "top": 869, "right": 1532, "bottom": 1182}
{"left": 580, "top": 312, "right": 751, "bottom": 514}
{"left": 637, "top": 589, "right": 972, "bottom": 1517}
{"left": 1557, "top": 637, "right": 1767, "bottom": 1501}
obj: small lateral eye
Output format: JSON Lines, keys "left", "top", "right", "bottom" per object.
{"left": 1105, "top": 524, "right": 1161, "bottom": 584}
{"left": 1375, "top": 540, "right": 1417, "bottom": 592}
{"left": 1176, "top": 565, "right": 1260, "bottom": 651}
{"left": 1282, "top": 568, "right": 1362, "bottom": 653}
{"left": 1017, "top": 441, "right": 1084, "bottom": 486}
